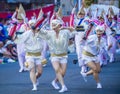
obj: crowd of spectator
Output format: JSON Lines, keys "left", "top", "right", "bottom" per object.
{"left": 0, "top": 18, "right": 17, "bottom": 64}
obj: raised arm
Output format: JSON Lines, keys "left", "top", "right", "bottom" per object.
{"left": 11, "top": 7, "right": 19, "bottom": 22}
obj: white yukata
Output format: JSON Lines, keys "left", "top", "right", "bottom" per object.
{"left": 97, "top": 36, "right": 108, "bottom": 66}
{"left": 15, "top": 23, "right": 27, "bottom": 72}
{"left": 40, "top": 28, "right": 73, "bottom": 63}
{"left": 82, "top": 34, "right": 106, "bottom": 64}
{"left": 15, "top": 22, "right": 31, "bottom": 71}
{"left": 74, "top": 17, "right": 89, "bottom": 66}
{"left": 107, "top": 34, "right": 117, "bottom": 63}
{"left": 16, "top": 30, "right": 43, "bottom": 69}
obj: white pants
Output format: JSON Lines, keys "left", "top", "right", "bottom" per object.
{"left": 25, "top": 55, "right": 42, "bottom": 70}
{"left": 75, "top": 37, "right": 85, "bottom": 66}
{"left": 17, "top": 43, "right": 26, "bottom": 69}
{"left": 108, "top": 52, "right": 115, "bottom": 63}
{"left": 82, "top": 54, "right": 100, "bottom": 64}
{"left": 51, "top": 56, "right": 68, "bottom": 64}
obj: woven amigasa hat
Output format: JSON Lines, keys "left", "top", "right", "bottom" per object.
{"left": 17, "top": 4, "right": 26, "bottom": 20}
{"left": 77, "top": 6, "right": 85, "bottom": 15}
{"left": 56, "top": 7, "right": 63, "bottom": 18}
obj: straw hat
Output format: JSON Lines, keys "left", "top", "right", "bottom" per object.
{"left": 37, "top": 8, "right": 44, "bottom": 20}
{"left": 77, "top": 7, "right": 85, "bottom": 15}
{"left": 99, "top": 9, "right": 105, "bottom": 19}
{"left": 17, "top": 4, "right": 26, "bottom": 20}
{"left": 56, "top": 7, "right": 63, "bottom": 18}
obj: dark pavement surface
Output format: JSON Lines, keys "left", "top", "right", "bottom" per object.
{"left": 0, "top": 53, "right": 120, "bottom": 94}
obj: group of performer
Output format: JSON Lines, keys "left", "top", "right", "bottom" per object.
{"left": 0, "top": 3, "right": 120, "bottom": 93}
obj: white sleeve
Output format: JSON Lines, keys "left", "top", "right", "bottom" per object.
{"left": 11, "top": 12, "right": 18, "bottom": 22}
{"left": 14, "top": 30, "right": 30, "bottom": 44}
{"left": 39, "top": 29, "right": 50, "bottom": 40}
{"left": 71, "top": 7, "right": 76, "bottom": 14}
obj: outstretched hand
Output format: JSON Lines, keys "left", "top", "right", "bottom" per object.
{"left": 68, "top": 27, "right": 75, "bottom": 32}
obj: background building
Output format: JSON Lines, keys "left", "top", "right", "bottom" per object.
{"left": 0, "top": 0, "right": 119, "bottom": 15}
{"left": 60, "top": 0, "right": 120, "bottom": 16}
{"left": 0, "top": 0, "right": 55, "bottom": 12}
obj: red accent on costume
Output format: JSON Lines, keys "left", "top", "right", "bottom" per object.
{"left": 70, "top": 14, "right": 74, "bottom": 27}
{"left": 34, "top": 15, "right": 46, "bottom": 28}
{"left": 85, "top": 24, "right": 93, "bottom": 39}
{"left": 9, "top": 25, "right": 17, "bottom": 37}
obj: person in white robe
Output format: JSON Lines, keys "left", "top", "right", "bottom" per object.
{"left": 40, "top": 19, "right": 75, "bottom": 93}
{"left": 107, "top": 32, "right": 117, "bottom": 63}
{"left": 15, "top": 19, "right": 43, "bottom": 91}
{"left": 81, "top": 25, "right": 106, "bottom": 88}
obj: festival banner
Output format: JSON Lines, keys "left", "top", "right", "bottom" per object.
{"left": 0, "top": 4, "right": 71, "bottom": 26}
{"left": 0, "top": 4, "right": 55, "bottom": 19}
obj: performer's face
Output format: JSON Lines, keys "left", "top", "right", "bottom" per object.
{"left": 96, "top": 30, "right": 104, "bottom": 38}
{"left": 30, "top": 23, "right": 34, "bottom": 27}
{"left": 108, "top": 18, "right": 112, "bottom": 22}
{"left": 18, "top": 19, "right": 23, "bottom": 23}
{"left": 99, "top": 18, "right": 104, "bottom": 23}
{"left": 51, "top": 23, "right": 57, "bottom": 29}
{"left": 52, "top": 23, "right": 62, "bottom": 30}
{"left": 77, "top": 14, "right": 85, "bottom": 19}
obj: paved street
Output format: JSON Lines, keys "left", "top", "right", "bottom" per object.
{"left": 0, "top": 53, "right": 120, "bottom": 94}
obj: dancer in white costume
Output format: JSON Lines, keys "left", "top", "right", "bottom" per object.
{"left": 72, "top": 6, "right": 89, "bottom": 73}
{"left": 81, "top": 25, "right": 106, "bottom": 88}
{"left": 12, "top": 4, "right": 28, "bottom": 72}
{"left": 16, "top": 19, "right": 43, "bottom": 91}
{"left": 40, "top": 19, "right": 74, "bottom": 93}
{"left": 107, "top": 32, "right": 117, "bottom": 63}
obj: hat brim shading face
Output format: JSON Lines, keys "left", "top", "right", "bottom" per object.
{"left": 51, "top": 23, "right": 59, "bottom": 29}
{"left": 95, "top": 26, "right": 105, "bottom": 33}
{"left": 18, "top": 18, "right": 23, "bottom": 20}
{"left": 78, "top": 13, "right": 85, "bottom": 15}
{"left": 96, "top": 30, "right": 104, "bottom": 33}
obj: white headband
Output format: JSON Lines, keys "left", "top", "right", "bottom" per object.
{"left": 95, "top": 25, "right": 105, "bottom": 32}
{"left": 50, "top": 19, "right": 63, "bottom": 29}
